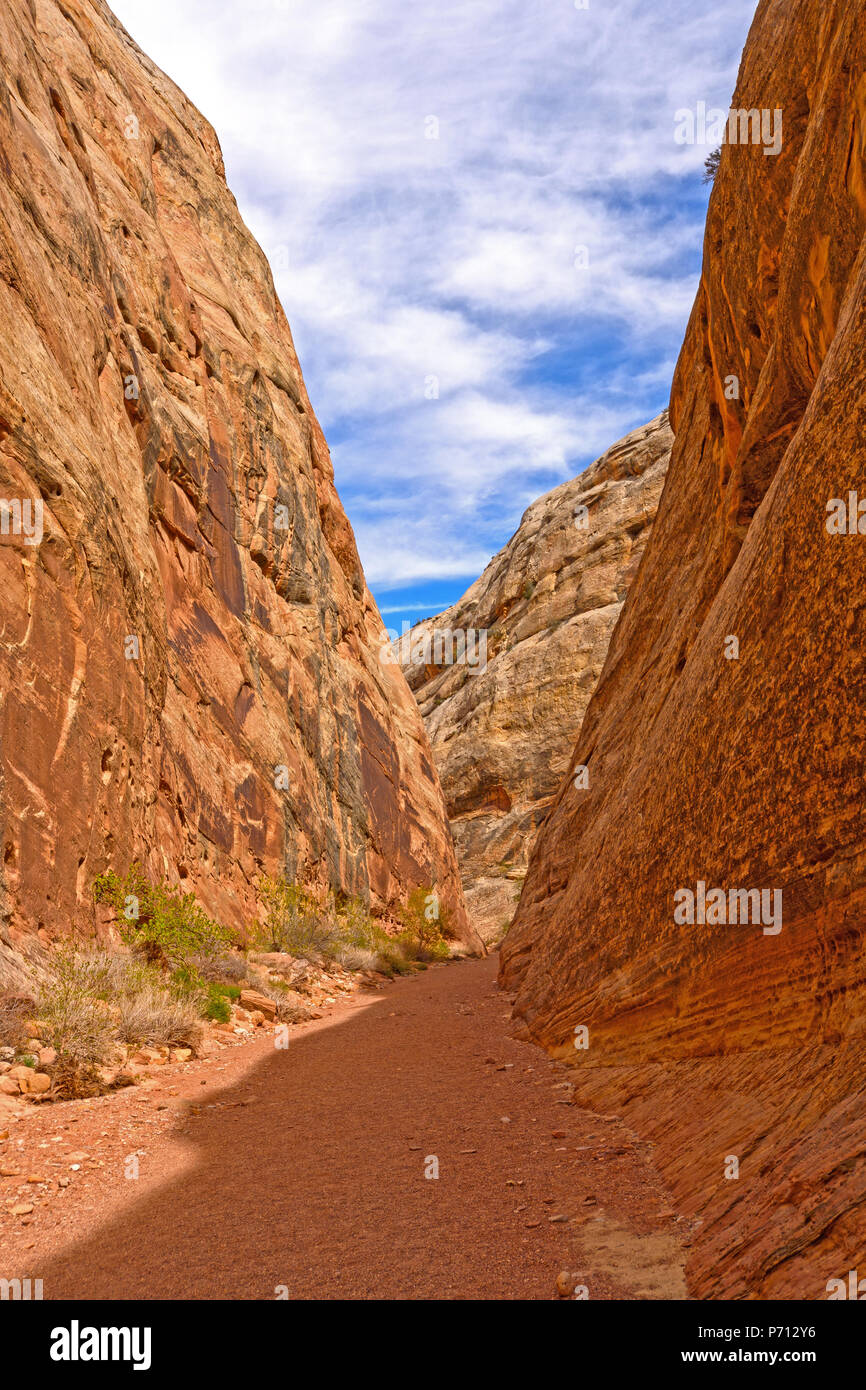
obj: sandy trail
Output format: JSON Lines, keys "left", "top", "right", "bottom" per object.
{"left": 1, "top": 956, "right": 688, "bottom": 1299}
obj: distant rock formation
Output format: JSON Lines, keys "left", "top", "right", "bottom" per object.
{"left": 500, "top": 0, "right": 866, "bottom": 1296}
{"left": 401, "top": 415, "right": 672, "bottom": 942}
{"left": 0, "top": 0, "right": 479, "bottom": 953}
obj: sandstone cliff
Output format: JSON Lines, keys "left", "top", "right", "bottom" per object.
{"left": 0, "top": 0, "right": 479, "bottom": 952}
{"left": 500, "top": 0, "right": 866, "bottom": 1296}
{"left": 401, "top": 416, "right": 672, "bottom": 942}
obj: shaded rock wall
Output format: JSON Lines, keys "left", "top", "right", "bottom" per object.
{"left": 501, "top": 0, "right": 866, "bottom": 1296}
{"left": 401, "top": 416, "right": 672, "bottom": 942}
{"left": 0, "top": 0, "right": 478, "bottom": 952}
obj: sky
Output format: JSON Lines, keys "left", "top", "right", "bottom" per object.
{"left": 110, "top": 0, "right": 758, "bottom": 633}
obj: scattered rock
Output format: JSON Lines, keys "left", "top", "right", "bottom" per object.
{"left": 239, "top": 989, "right": 277, "bottom": 1021}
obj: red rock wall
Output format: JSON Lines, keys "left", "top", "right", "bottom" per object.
{"left": 0, "top": 0, "right": 478, "bottom": 951}
{"left": 500, "top": 0, "right": 866, "bottom": 1296}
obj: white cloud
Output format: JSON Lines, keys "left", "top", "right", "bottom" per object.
{"left": 109, "top": 0, "right": 757, "bottom": 590}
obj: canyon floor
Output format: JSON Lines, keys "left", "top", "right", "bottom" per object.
{"left": 0, "top": 956, "right": 689, "bottom": 1300}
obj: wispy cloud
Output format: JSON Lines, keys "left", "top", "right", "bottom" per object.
{"left": 110, "top": 0, "right": 757, "bottom": 602}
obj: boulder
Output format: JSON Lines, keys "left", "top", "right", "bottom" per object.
{"left": 239, "top": 989, "right": 277, "bottom": 1022}
{"left": 20, "top": 1071, "right": 51, "bottom": 1095}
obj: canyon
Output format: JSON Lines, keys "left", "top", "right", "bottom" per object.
{"left": 0, "top": 0, "right": 479, "bottom": 958}
{"left": 0, "top": 0, "right": 863, "bottom": 1309}
{"left": 401, "top": 414, "right": 672, "bottom": 942}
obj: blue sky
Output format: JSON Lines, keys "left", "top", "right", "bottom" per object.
{"left": 111, "top": 0, "right": 757, "bottom": 633}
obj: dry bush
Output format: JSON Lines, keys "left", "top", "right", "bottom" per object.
{"left": 0, "top": 992, "right": 34, "bottom": 1049}
{"left": 373, "top": 941, "right": 416, "bottom": 977}
{"left": 35, "top": 947, "right": 204, "bottom": 1079}
{"left": 255, "top": 879, "right": 339, "bottom": 959}
{"left": 51, "top": 1056, "right": 105, "bottom": 1101}
{"left": 334, "top": 944, "right": 379, "bottom": 973}
{"left": 188, "top": 950, "right": 248, "bottom": 984}
{"left": 33, "top": 956, "right": 116, "bottom": 1095}
{"left": 34, "top": 952, "right": 116, "bottom": 1068}
{"left": 117, "top": 984, "right": 202, "bottom": 1049}
{"left": 274, "top": 998, "right": 314, "bottom": 1024}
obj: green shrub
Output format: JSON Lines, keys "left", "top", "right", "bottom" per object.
{"left": 202, "top": 986, "right": 232, "bottom": 1024}
{"left": 334, "top": 897, "right": 392, "bottom": 956}
{"left": 256, "top": 879, "right": 409, "bottom": 972}
{"left": 253, "top": 878, "right": 453, "bottom": 979}
{"left": 397, "top": 886, "right": 452, "bottom": 959}
{"left": 373, "top": 943, "right": 415, "bottom": 977}
{"left": 93, "top": 867, "right": 233, "bottom": 971}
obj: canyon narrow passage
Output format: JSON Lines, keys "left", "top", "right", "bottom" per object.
{"left": 5, "top": 958, "right": 687, "bottom": 1300}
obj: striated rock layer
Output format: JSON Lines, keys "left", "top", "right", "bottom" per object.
{"left": 401, "top": 416, "right": 672, "bottom": 943}
{"left": 0, "top": 0, "right": 479, "bottom": 952}
{"left": 501, "top": 0, "right": 866, "bottom": 1296}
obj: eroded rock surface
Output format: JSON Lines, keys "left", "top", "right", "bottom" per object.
{"left": 500, "top": 0, "right": 866, "bottom": 1296}
{"left": 0, "top": 0, "right": 478, "bottom": 951}
{"left": 401, "top": 416, "right": 672, "bottom": 942}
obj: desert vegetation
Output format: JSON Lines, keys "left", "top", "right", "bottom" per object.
{"left": 0, "top": 868, "right": 455, "bottom": 1102}
{"left": 254, "top": 875, "right": 453, "bottom": 971}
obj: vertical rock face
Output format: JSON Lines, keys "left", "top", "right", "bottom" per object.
{"left": 401, "top": 416, "right": 672, "bottom": 942}
{"left": 501, "top": 0, "right": 866, "bottom": 1295}
{"left": 0, "top": 0, "right": 478, "bottom": 951}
